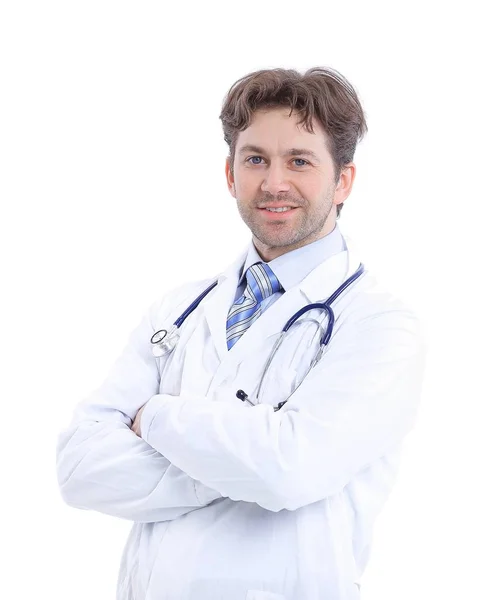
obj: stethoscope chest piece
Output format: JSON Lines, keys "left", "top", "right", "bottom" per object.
{"left": 151, "top": 325, "right": 180, "bottom": 357}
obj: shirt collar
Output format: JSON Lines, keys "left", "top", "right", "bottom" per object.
{"left": 239, "top": 224, "right": 347, "bottom": 292}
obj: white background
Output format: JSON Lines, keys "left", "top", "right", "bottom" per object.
{"left": 1, "top": 1, "right": 482, "bottom": 598}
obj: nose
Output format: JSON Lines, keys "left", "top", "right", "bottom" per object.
{"left": 260, "top": 163, "right": 291, "bottom": 195}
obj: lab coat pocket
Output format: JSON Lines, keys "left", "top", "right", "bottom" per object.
{"left": 245, "top": 591, "right": 287, "bottom": 600}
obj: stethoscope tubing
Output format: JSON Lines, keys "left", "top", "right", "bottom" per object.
{"left": 150, "top": 280, "right": 218, "bottom": 346}
{"left": 251, "top": 262, "right": 365, "bottom": 404}
{"left": 151, "top": 263, "right": 365, "bottom": 359}
{"left": 150, "top": 262, "right": 366, "bottom": 408}
{"left": 281, "top": 262, "right": 365, "bottom": 345}
{"left": 174, "top": 280, "right": 218, "bottom": 328}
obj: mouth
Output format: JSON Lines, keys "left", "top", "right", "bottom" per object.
{"left": 257, "top": 206, "right": 298, "bottom": 219}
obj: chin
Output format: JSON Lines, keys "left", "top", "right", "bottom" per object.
{"left": 256, "top": 232, "right": 304, "bottom": 249}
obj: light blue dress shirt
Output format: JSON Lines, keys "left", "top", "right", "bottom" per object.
{"left": 233, "top": 224, "right": 347, "bottom": 312}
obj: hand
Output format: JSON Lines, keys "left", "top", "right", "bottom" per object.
{"left": 131, "top": 404, "right": 147, "bottom": 437}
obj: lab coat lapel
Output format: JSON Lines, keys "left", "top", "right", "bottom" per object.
{"left": 299, "top": 235, "right": 363, "bottom": 303}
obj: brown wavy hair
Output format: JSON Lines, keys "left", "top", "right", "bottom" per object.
{"left": 219, "top": 67, "right": 368, "bottom": 217}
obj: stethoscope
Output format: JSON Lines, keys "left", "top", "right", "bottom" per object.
{"left": 151, "top": 263, "right": 365, "bottom": 411}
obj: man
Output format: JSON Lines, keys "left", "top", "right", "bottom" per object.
{"left": 56, "top": 67, "right": 426, "bottom": 600}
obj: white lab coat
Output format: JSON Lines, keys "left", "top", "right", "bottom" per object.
{"left": 56, "top": 236, "right": 426, "bottom": 600}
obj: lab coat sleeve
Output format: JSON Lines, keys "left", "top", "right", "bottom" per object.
{"left": 56, "top": 285, "right": 223, "bottom": 523}
{"left": 140, "top": 305, "right": 426, "bottom": 512}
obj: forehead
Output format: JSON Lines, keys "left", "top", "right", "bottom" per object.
{"left": 235, "top": 107, "right": 329, "bottom": 155}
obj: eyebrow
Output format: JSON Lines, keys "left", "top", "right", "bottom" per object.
{"left": 238, "top": 144, "right": 320, "bottom": 161}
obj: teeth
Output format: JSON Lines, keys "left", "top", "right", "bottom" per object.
{"left": 265, "top": 207, "right": 292, "bottom": 212}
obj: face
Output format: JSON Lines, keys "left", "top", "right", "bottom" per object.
{"left": 225, "top": 107, "right": 356, "bottom": 261}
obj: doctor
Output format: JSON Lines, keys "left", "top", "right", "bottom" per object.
{"left": 56, "top": 66, "right": 426, "bottom": 600}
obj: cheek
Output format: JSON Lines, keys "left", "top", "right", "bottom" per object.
{"left": 234, "top": 171, "right": 259, "bottom": 196}
{"left": 304, "top": 178, "right": 330, "bottom": 200}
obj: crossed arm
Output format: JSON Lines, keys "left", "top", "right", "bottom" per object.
{"left": 56, "top": 291, "right": 224, "bottom": 523}
{"left": 56, "top": 292, "right": 426, "bottom": 520}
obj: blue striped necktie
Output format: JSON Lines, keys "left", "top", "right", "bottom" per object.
{"left": 226, "top": 262, "right": 282, "bottom": 350}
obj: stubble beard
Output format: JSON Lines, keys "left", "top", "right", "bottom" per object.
{"left": 236, "top": 186, "right": 335, "bottom": 250}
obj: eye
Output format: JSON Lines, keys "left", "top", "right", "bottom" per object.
{"left": 247, "top": 156, "right": 265, "bottom": 165}
{"left": 293, "top": 158, "right": 309, "bottom": 167}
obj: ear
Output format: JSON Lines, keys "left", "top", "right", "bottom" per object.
{"left": 333, "top": 163, "right": 356, "bottom": 207}
{"left": 225, "top": 157, "right": 236, "bottom": 198}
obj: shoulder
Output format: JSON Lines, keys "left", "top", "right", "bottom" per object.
{"left": 339, "top": 268, "right": 426, "bottom": 353}
{"left": 145, "top": 276, "right": 218, "bottom": 329}
{"left": 342, "top": 235, "right": 423, "bottom": 330}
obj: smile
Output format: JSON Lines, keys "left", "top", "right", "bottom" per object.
{"left": 258, "top": 207, "right": 298, "bottom": 219}
{"left": 264, "top": 207, "right": 293, "bottom": 212}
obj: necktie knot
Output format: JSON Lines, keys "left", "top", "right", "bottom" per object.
{"left": 246, "top": 262, "right": 282, "bottom": 302}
